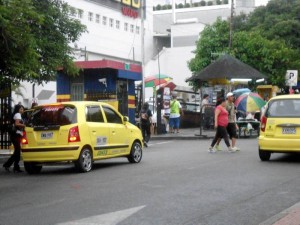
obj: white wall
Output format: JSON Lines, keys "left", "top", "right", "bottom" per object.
{"left": 12, "top": 81, "right": 56, "bottom": 108}
{"left": 144, "top": 46, "right": 196, "bottom": 99}
{"left": 67, "top": 0, "right": 154, "bottom": 63}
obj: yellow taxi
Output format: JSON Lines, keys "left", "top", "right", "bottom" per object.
{"left": 258, "top": 94, "right": 300, "bottom": 161}
{"left": 21, "top": 101, "right": 143, "bottom": 174}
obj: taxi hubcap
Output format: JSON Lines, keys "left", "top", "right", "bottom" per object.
{"left": 134, "top": 144, "right": 142, "bottom": 161}
{"left": 82, "top": 150, "right": 92, "bottom": 170}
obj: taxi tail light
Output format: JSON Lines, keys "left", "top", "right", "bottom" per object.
{"left": 21, "top": 131, "right": 28, "bottom": 144}
{"left": 260, "top": 116, "right": 267, "bottom": 132}
{"left": 68, "top": 126, "right": 81, "bottom": 142}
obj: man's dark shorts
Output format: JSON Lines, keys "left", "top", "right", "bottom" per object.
{"left": 227, "top": 123, "right": 238, "bottom": 139}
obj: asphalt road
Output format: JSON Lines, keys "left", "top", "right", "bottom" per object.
{"left": 0, "top": 138, "right": 300, "bottom": 225}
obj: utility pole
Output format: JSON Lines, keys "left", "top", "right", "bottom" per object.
{"left": 229, "top": 0, "right": 234, "bottom": 49}
{"left": 141, "top": 0, "right": 145, "bottom": 104}
{"left": 157, "top": 48, "right": 162, "bottom": 134}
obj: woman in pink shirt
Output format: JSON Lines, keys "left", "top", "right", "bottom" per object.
{"left": 209, "top": 98, "right": 235, "bottom": 153}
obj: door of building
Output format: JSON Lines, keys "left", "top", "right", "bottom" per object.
{"left": 71, "top": 83, "right": 84, "bottom": 101}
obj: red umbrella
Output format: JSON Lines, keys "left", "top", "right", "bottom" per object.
{"left": 145, "top": 74, "right": 172, "bottom": 87}
{"left": 158, "top": 81, "right": 176, "bottom": 91}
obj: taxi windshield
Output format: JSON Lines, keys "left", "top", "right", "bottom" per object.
{"left": 27, "top": 105, "right": 77, "bottom": 127}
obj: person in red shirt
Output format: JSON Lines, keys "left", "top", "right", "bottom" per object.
{"left": 208, "top": 98, "right": 235, "bottom": 153}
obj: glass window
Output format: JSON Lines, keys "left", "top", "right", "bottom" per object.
{"left": 109, "top": 18, "right": 114, "bottom": 28}
{"left": 69, "top": 7, "right": 77, "bottom": 17}
{"left": 130, "top": 24, "right": 134, "bottom": 33}
{"left": 124, "top": 22, "right": 128, "bottom": 31}
{"left": 103, "top": 106, "right": 122, "bottom": 124}
{"left": 28, "top": 105, "right": 77, "bottom": 127}
{"left": 86, "top": 106, "right": 104, "bottom": 122}
{"left": 78, "top": 9, "right": 83, "bottom": 19}
{"left": 116, "top": 20, "right": 120, "bottom": 29}
{"left": 266, "top": 99, "right": 300, "bottom": 117}
{"left": 136, "top": 26, "right": 140, "bottom": 34}
{"left": 102, "top": 16, "right": 107, "bottom": 26}
{"left": 88, "top": 12, "right": 93, "bottom": 21}
{"left": 96, "top": 14, "right": 100, "bottom": 23}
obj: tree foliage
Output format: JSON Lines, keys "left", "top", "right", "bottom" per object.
{"left": 0, "top": 0, "right": 86, "bottom": 86}
{"left": 188, "top": 0, "right": 300, "bottom": 90}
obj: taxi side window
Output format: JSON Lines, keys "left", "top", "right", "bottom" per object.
{"left": 102, "top": 106, "right": 122, "bottom": 124}
{"left": 86, "top": 106, "right": 104, "bottom": 122}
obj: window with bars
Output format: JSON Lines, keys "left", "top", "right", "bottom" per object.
{"left": 71, "top": 83, "right": 84, "bottom": 101}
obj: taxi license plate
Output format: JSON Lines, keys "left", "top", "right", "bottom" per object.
{"left": 41, "top": 132, "right": 54, "bottom": 139}
{"left": 282, "top": 127, "right": 296, "bottom": 134}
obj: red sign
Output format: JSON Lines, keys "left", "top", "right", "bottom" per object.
{"left": 122, "top": 6, "right": 138, "bottom": 18}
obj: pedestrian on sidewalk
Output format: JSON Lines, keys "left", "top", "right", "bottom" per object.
{"left": 3, "top": 104, "right": 26, "bottom": 173}
{"left": 201, "top": 94, "right": 210, "bottom": 130}
{"left": 139, "top": 102, "right": 153, "bottom": 147}
{"left": 169, "top": 92, "right": 184, "bottom": 134}
{"left": 209, "top": 97, "right": 235, "bottom": 153}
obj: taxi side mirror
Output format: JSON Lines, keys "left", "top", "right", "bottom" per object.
{"left": 123, "top": 116, "right": 129, "bottom": 122}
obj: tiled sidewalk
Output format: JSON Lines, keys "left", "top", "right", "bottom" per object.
{"left": 260, "top": 203, "right": 300, "bottom": 225}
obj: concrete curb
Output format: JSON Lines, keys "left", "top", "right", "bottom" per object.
{"left": 151, "top": 134, "right": 212, "bottom": 141}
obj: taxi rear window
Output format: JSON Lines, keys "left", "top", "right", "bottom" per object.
{"left": 28, "top": 105, "right": 77, "bottom": 127}
{"left": 266, "top": 99, "right": 300, "bottom": 118}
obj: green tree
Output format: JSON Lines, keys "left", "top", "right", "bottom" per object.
{"left": 235, "top": 0, "right": 300, "bottom": 49}
{"left": 187, "top": 18, "right": 300, "bottom": 90}
{"left": 0, "top": 0, "right": 86, "bottom": 86}
{"left": 178, "top": 3, "right": 184, "bottom": 8}
{"left": 155, "top": 4, "right": 162, "bottom": 10}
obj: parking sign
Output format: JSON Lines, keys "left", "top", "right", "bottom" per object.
{"left": 285, "top": 70, "right": 298, "bottom": 86}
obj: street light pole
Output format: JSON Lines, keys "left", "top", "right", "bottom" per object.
{"left": 157, "top": 48, "right": 162, "bottom": 134}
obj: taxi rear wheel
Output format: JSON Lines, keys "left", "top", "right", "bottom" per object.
{"left": 128, "top": 141, "right": 142, "bottom": 163}
{"left": 24, "top": 162, "right": 42, "bottom": 174}
{"left": 259, "top": 148, "right": 271, "bottom": 161}
{"left": 75, "top": 147, "right": 93, "bottom": 172}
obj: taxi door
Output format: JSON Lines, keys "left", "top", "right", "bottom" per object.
{"left": 102, "top": 105, "right": 130, "bottom": 156}
{"left": 85, "top": 105, "right": 111, "bottom": 159}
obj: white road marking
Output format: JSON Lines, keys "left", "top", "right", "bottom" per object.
{"left": 56, "top": 205, "right": 145, "bottom": 225}
{"left": 149, "top": 141, "right": 172, "bottom": 146}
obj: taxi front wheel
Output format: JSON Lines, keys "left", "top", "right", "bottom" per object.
{"left": 128, "top": 141, "right": 142, "bottom": 163}
{"left": 259, "top": 148, "right": 271, "bottom": 161}
{"left": 75, "top": 147, "right": 93, "bottom": 172}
